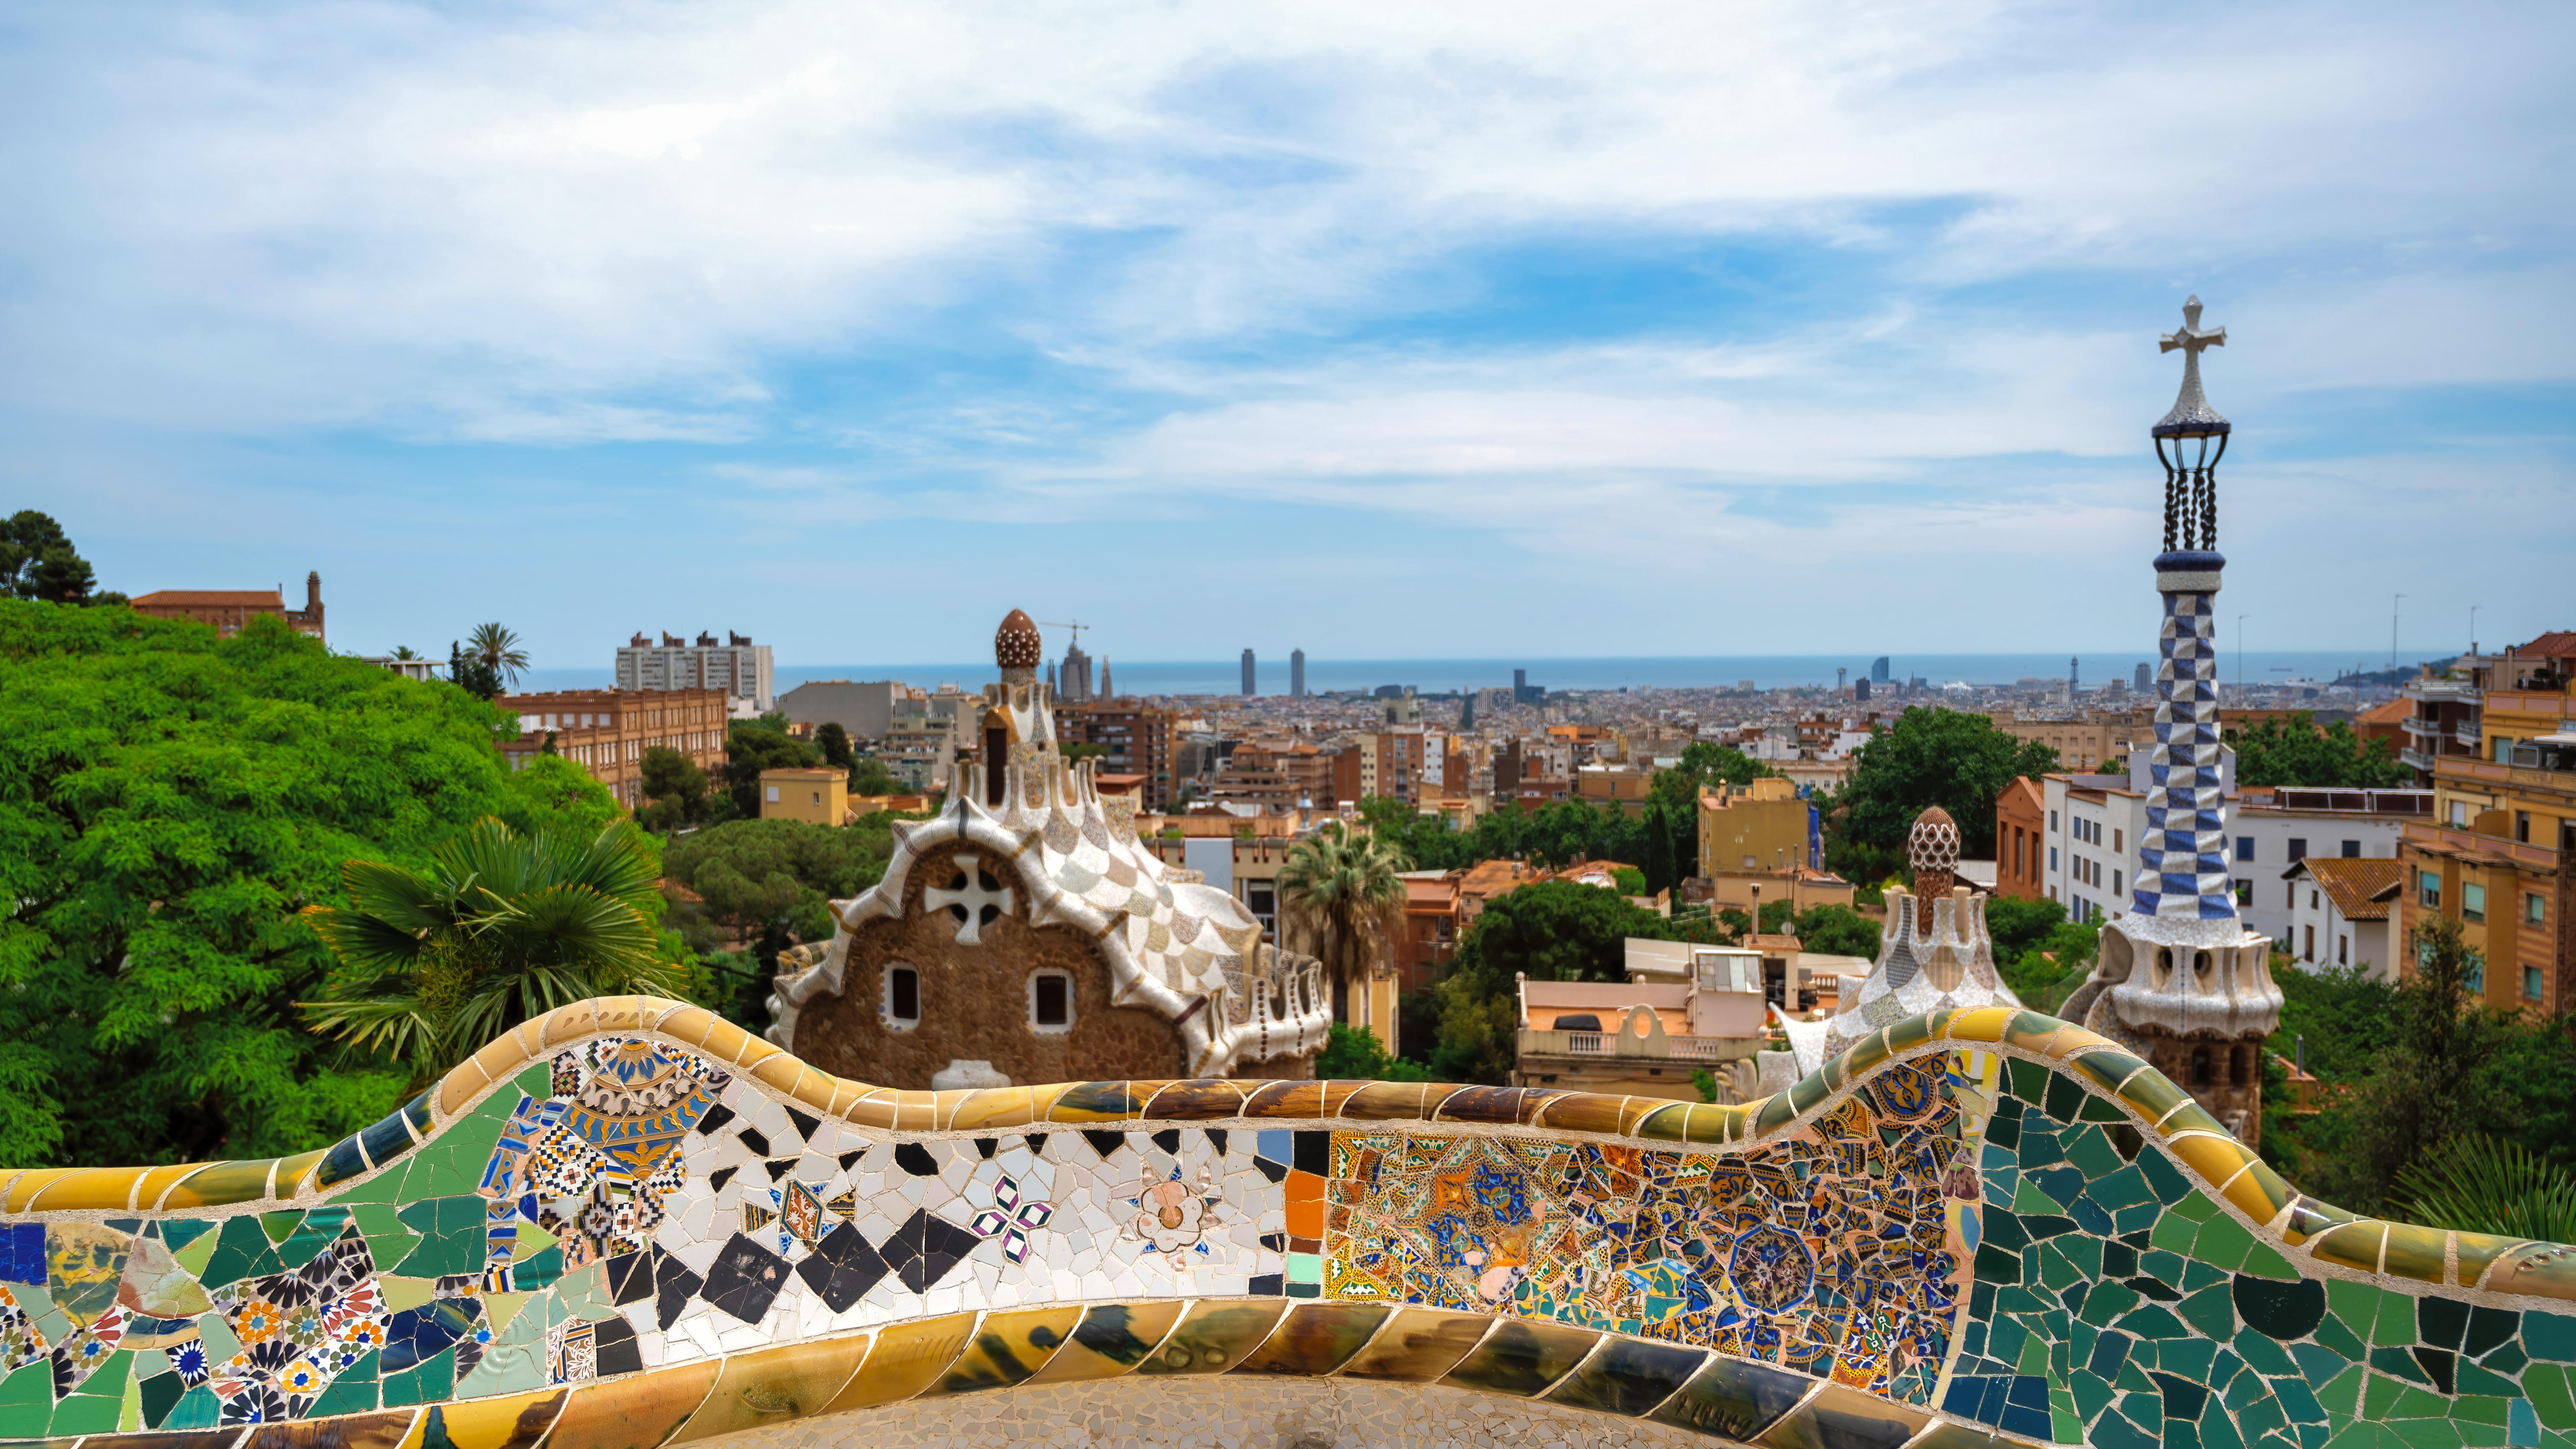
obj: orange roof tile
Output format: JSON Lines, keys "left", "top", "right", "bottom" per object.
{"left": 131, "top": 589, "right": 284, "bottom": 607}
{"left": 2286, "top": 857, "right": 2404, "bottom": 922}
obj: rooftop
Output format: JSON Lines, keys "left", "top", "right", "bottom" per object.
{"left": 2283, "top": 857, "right": 2404, "bottom": 922}
{"left": 130, "top": 589, "right": 284, "bottom": 606}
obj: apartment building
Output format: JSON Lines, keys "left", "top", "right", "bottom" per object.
{"left": 776, "top": 680, "right": 906, "bottom": 742}
{"left": 2039, "top": 773, "right": 2146, "bottom": 925}
{"left": 615, "top": 631, "right": 776, "bottom": 715}
{"left": 1992, "top": 710, "right": 2146, "bottom": 772}
{"left": 1054, "top": 699, "right": 1180, "bottom": 811}
{"left": 496, "top": 687, "right": 729, "bottom": 810}
{"left": 1696, "top": 777, "right": 1813, "bottom": 877}
{"left": 759, "top": 767, "right": 848, "bottom": 825}
{"left": 2397, "top": 632, "right": 2576, "bottom": 1012}
{"left": 1332, "top": 727, "right": 1429, "bottom": 806}
{"left": 2280, "top": 857, "right": 2401, "bottom": 979}
{"left": 1575, "top": 765, "right": 1655, "bottom": 816}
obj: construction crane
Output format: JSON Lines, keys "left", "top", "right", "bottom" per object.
{"left": 1039, "top": 620, "right": 1089, "bottom": 650}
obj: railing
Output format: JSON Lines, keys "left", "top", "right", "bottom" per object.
{"left": 1667, "top": 1035, "right": 1739, "bottom": 1061}
{"left": 2401, "top": 715, "right": 2441, "bottom": 739}
{"left": 2401, "top": 745, "right": 2435, "bottom": 771}
{"left": 2457, "top": 721, "right": 2487, "bottom": 748}
{"left": 1564, "top": 1031, "right": 1608, "bottom": 1055}
{"left": 2402, "top": 819, "right": 2561, "bottom": 870}
{"left": 2434, "top": 754, "right": 2576, "bottom": 796}
{"left": 2486, "top": 690, "right": 2576, "bottom": 718}
{"left": 2402, "top": 676, "right": 2482, "bottom": 701}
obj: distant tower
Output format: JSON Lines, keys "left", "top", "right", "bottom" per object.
{"left": 1242, "top": 649, "right": 1256, "bottom": 697}
{"left": 1060, "top": 642, "right": 1092, "bottom": 703}
{"left": 2060, "top": 297, "right": 2281, "bottom": 1145}
{"left": 1870, "top": 656, "right": 1890, "bottom": 684}
{"left": 1101, "top": 658, "right": 1113, "bottom": 699}
{"left": 2135, "top": 662, "right": 2150, "bottom": 693}
{"left": 2070, "top": 656, "right": 2079, "bottom": 698}
{"left": 1855, "top": 678, "right": 1872, "bottom": 702}
{"left": 1837, "top": 667, "right": 1848, "bottom": 691}
{"left": 1291, "top": 649, "right": 1306, "bottom": 698}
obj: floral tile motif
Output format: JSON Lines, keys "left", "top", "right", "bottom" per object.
{"left": 1320, "top": 1054, "right": 1991, "bottom": 1409}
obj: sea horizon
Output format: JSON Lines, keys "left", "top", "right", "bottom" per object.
{"left": 509, "top": 648, "right": 2436, "bottom": 700}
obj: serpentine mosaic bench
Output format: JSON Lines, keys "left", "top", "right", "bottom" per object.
{"left": 3, "top": 998, "right": 2572, "bottom": 1449}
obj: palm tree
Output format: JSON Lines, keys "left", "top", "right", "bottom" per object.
{"left": 468, "top": 622, "right": 530, "bottom": 689}
{"left": 1275, "top": 822, "right": 1409, "bottom": 1022}
{"left": 301, "top": 818, "right": 686, "bottom": 1083}
{"left": 389, "top": 645, "right": 420, "bottom": 660}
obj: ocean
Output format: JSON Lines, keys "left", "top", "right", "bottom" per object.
{"left": 512, "top": 650, "right": 2409, "bottom": 699}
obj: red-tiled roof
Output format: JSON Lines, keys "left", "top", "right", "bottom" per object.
{"left": 131, "top": 590, "right": 284, "bottom": 607}
{"left": 2285, "top": 857, "right": 2403, "bottom": 922}
{"left": 2515, "top": 631, "right": 2576, "bottom": 659}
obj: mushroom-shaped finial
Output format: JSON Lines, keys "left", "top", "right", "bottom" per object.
{"left": 995, "top": 609, "right": 1042, "bottom": 670}
{"left": 1908, "top": 806, "right": 1961, "bottom": 931}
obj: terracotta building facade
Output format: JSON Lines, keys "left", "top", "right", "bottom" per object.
{"left": 496, "top": 687, "right": 729, "bottom": 811}
{"left": 771, "top": 610, "right": 1333, "bottom": 1089}
{"left": 131, "top": 572, "right": 325, "bottom": 641}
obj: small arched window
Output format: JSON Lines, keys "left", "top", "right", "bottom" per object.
{"left": 1029, "top": 969, "right": 1073, "bottom": 1033}
{"left": 883, "top": 965, "right": 921, "bottom": 1030}
{"left": 2190, "top": 1046, "right": 2212, "bottom": 1086}
{"left": 984, "top": 725, "right": 1009, "bottom": 807}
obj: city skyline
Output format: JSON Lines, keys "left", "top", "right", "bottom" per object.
{"left": 5, "top": 2, "right": 2570, "bottom": 663}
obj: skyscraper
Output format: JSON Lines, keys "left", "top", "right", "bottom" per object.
{"left": 1059, "top": 642, "right": 1092, "bottom": 703}
{"left": 1290, "top": 649, "right": 1305, "bottom": 698}
{"left": 1241, "top": 649, "right": 1256, "bottom": 696}
{"left": 2135, "top": 662, "right": 2151, "bottom": 693}
{"left": 1870, "top": 657, "right": 1891, "bottom": 683}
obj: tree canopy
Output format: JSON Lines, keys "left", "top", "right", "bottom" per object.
{"left": 0, "top": 511, "right": 106, "bottom": 604}
{"left": 2228, "top": 711, "right": 2411, "bottom": 788}
{"left": 722, "top": 714, "right": 822, "bottom": 819}
{"left": 1427, "top": 880, "right": 1717, "bottom": 1083}
{"left": 0, "top": 601, "right": 633, "bottom": 1169}
{"left": 1822, "top": 707, "right": 2058, "bottom": 880}
{"left": 660, "top": 816, "right": 901, "bottom": 1026}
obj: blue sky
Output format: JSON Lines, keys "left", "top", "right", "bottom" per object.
{"left": 3, "top": 0, "right": 2570, "bottom": 670}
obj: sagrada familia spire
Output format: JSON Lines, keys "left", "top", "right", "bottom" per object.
{"left": 2059, "top": 298, "right": 2283, "bottom": 1143}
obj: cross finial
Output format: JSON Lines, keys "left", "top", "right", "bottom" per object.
{"left": 2161, "top": 295, "right": 2225, "bottom": 360}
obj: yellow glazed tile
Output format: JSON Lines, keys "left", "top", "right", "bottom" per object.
{"left": 666, "top": 1334, "right": 872, "bottom": 1443}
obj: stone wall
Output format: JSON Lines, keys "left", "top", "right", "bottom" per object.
{"left": 0, "top": 997, "right": 2571, "bottom": 1449}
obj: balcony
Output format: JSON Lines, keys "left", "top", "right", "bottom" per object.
{"left": 2436, "top": 752, "right": 2576, "bottom": 797}
{"left": 2456, "top": 722, "right": 2487, "bottom": 749}
{"left": 1517, "top": 1028, "right": 1761, "bottom": 1064}
{"left": 2401, "top": 745, "right": 2435, "bottom": 772}
{"left": 2403, "top": 677, "right": 2483, "bottom": 703}
{"left": 2402, "top": 820, "right": 2561, "bottom": 872}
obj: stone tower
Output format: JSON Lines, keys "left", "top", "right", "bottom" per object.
{"left": 2059, "top": 298, "right": 2282, "bottom": 1144}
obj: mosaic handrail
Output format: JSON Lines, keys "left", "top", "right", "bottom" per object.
{"left": 3, "top": 997, "right": 2573, "bottom": 1449}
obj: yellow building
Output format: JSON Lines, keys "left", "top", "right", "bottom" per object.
{"left": 2397, "top": 632, "right": 2576, "bottom": 1012}
{"left": 760, "top": 767, "right": 848, "bottom": 825}
{"left": 1697, "top": 777, "right": 1813, "bottom": 878}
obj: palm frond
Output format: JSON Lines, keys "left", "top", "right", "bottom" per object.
{"left": 304, "top": 905, "right": 433, "bottom": 979}
{"left": 492, "top": 882, "right": 659, "bottom": 965}
{"left": 2396, "top": 1134, "right": 2576, "bottom": 1244}
{"left": 337, "top": 858, "right": 458, "bottom": 933}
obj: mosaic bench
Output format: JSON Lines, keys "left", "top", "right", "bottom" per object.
{"left": 3, "top": 997, "right": 2572, "bottom": 1449}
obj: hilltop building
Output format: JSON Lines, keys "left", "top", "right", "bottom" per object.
{"left": 132, "top": 572, "right": 325, "bottom": 641}
{"left": 770, "top": 610, "right": 1331, "bottom": 1088}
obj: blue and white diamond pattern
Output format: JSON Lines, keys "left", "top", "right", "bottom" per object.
{"left": 2133, "top": 588, "right": 2239, "bottom": 923}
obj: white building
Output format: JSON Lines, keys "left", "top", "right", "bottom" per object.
{"left": 2280, "top": 857, "right": 2403, "bottom": 979}
{"left": 616, "top": 631, "right": 776, "bottom": 715}
{"left": 2042, "top": 765, "right": 2429, "bottom": 941}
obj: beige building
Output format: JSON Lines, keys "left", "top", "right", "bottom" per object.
{"left": 1697, "top": 776, "right": 1812, "bottom": 877}
{"left": 1990, "top": 710, "right": 2147, "bottom": 771}
{"left": 760, "top": 767, "right": 848, "bottom": 825}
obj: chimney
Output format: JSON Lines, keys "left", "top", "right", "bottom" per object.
{"left": 631, "top": 632, "right": 649, "bottom": 647}
{"left": 305, "top": 571, "right": 322, "bottom": 612}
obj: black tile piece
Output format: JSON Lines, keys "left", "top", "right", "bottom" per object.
{"left": 975, "top": 1137, "right": 998, "bottom": 1159}
{"left": 2465, "top": 1306, "right": 2521, "bottom": 1359}
{"left": 2044, "top": 1071, "right": 2083, "bottom": 1125}
{"left": 708, "top": 1165, "right": 739, "bottom": 1192}
{"left": 838, "top": 1149, "right": 865, "bottom": 1170}
{"left": 2411, "top": 1346, "right": 2456, "bottom": 1395}
{"left": 1984, "top": 1212, "right": 2029, "bottom": 1253}
{"left": 1024, "top": 1133, "right": 1048, "bottom": 1155}
{"left": 655, "top": 1259, "right": 703, "bottom": 1331}
{"left": 2418, "top": 1295, "right": 2469, "bottom": 1349}
{"left": 2102, "top": 1242, "right": 2139, "bottom": 1278}
{"left": 2232, "top": 1274, "right": 2325, "bottom": 1341}
{"left": 1252, "top": 1156, "right": 1287, "bottom": 1184}
{"left": 795, "top": 1223, "right": 890, "bottom": 1313}
{"left": 1081, "top": 1130, "right": 1127, "bottom": 1159}
{"left": 695, "top": 1103, "right": 736, "bottom": 1137}
{"left": 1150, "top": 1129, "right": 1181, "bottom": 1155}
{"left": 594, "top": 1316, "right": 643, "bottom": 1377}
{"left": 881, "top": 1209, "right": 981, "bottom": 1292}
{"left": 739, "top": 1127, "right": 771, "bottom": 1157}
{"left": 1293, "top": 1131, "right": 1328, "bottom": 1176}
{"left": 1248, "top": 1273, "right": 1283, "bottom": 1296}
{"left": 784, "top": 1105, "right": 821, "bottom": 1144}
{"left": 700, "top": 1232, "right": 791, "bottom": 1324}
{"left": 2125, "top": 1276, "right": 2181, "bottom": 1303}
{"left": 2150, "top": 1371, "right": 2206, "bottom": 1420}
{"left": 2023, "top": 1215, "right": 2078, "bottom": 1239}
{"left": 604, "top": 1251, "right": 654, "bottom": 1305}
{"left": 764, "top": 1159, "right": 793, "bottom": 1181}
{"left": 895, "top": 1142, "right": 941, "bottom": 1176}
{"left": 1260, "top": 1232, "right": 1287, "bottom": 1252}
{"left": 1206, "top": 1129, "right": 1228, "bottom": 1155}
